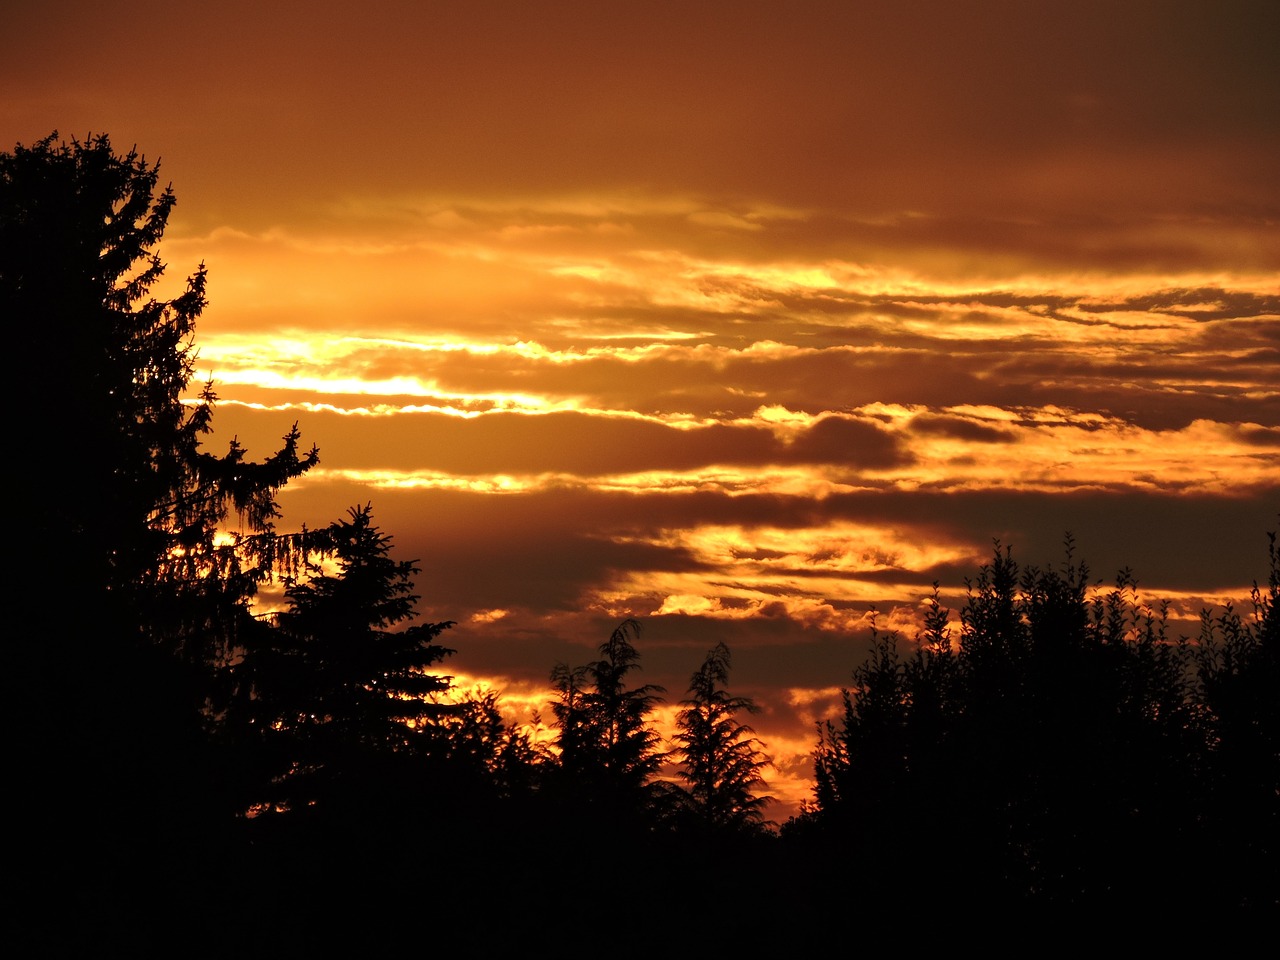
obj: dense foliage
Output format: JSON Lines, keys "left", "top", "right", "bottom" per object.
{"left": 790, "top": 539, "right": 1278, "bottom": 909}
{"left": 236, "top": 504, "right": 456, "bottom": 817}
{"left": 4, "top": 133, "right": 320, "bottom": 866}
{"left": 673, "top": 642, "right": 773, "bottom": 833}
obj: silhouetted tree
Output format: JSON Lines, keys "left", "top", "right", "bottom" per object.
{"left": 585, "top": 619, "right": 667, "bottom": 789}
{"left": 549, "top": 661, "right": 594, "bottom": 780}
{"left": 1192, "top": 530, "right": 1279, "bottom": 906}
{"left": 252, "top": 504, "right": 455, "bottom": 816}
{"left": 795, "top": 538, "right": 1254, "bottom": 906}
{"left": 2, "top": 132, "right": 317, "bottom": 868}
{"left": 2, "top": 133, "right": 317, "bottom": 652}
{"left": 430, "top": 688, "right": 547, "bottom": 797}
{"left": 549, "top": 619, "right": 666, "bottom": 821}
{"left": 673, "top": 642, "right": 773, "bottom": 833}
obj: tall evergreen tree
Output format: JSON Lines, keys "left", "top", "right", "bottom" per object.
{"left": 2, "top": 133, "right": 317, "bottom": 649}
{"left": 673, "top": 642, "right": 773, "bottom": 833}
{"left": 549, "top": 620, "right": 666, "bottom": 817}
{"left": 585, "top": 619, "right": 666, "bottom": 790}
{"left": 1, "top": 132, "right": 317, "bottom": 867}
{"left": 549, "top": 661, "right": 594, "bottom": 779}
{"left": 253, "top": 504, "right": 456, "bottom": 816}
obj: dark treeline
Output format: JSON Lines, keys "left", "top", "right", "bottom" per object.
{"left": 787, "top": 545, "right": 1277, "bottom": 913}
{"left": 5, "top": 134, "right": 1275, "bottom": 946}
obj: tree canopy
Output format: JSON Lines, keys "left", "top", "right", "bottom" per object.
{"left": 242, "top": 505, "right": 456, "bottom": 816}
{"left": 3, "top": 133, "right": 321, "bottom": 865}
{"left": 794, "top": 538, "right": 1278, "bottom": 908}
{"left": 3, "top": 133, "right": 318, "bottom": 632}
{"left": 673, "top": 642, "right": 773, "bottom": 833}
{"left": 549, "top": 619, "right": 667, "bottom": 821}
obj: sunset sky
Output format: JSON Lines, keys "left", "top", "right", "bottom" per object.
{"left": 5, "top": 0, "right": 1277, "bottom": 815}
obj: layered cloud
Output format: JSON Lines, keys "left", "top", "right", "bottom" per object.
{"left": 6, "top": 0, "right": 1277, "bottom": 817}
{"left": 190, "top": 223, "right": 1274, "bottom": 816}
{"left": 180, "top": 191, "right": 1275, "bottom": 820}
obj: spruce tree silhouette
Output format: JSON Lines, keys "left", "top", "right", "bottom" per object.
{"left": 1, "top": 133, "right": 318, "bottom": 909}
{"left": 2, "top": 133, "right": 318, "bottom": 653}
{"left": 586, "top": 618, "right": 666, "bottom": 792}
{"left": 253, "top": 504, "right": 456, "bottom": 821}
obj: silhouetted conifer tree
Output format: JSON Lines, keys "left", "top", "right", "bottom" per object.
{"left": 549, "top": 661, "right": 593, "bottom": 778}
{"left": 1, "top": 133, "right": 317, "bottom": 874}
{"left": 586, "top": 619, "right": 666, "bottom": 788}
{"left": 432, "top": 689, "right": 547, "bottom": 797}
{"left": 2, "top": 133, "right": 318, "bottom": 655}
{"left": 1191, "top": 529, "right": 1279, "bottom": 907}
{"left": 673, "top": 642, "right": 773, "bottom": 833}
{"left": 794, "top": 538, "right": 1275, "bottom": 907}
{"left": 253, "top": 504, "right": 455, "bottom": 817}
{"left": 549, "top": 620, "right": 665, "bottom": 822}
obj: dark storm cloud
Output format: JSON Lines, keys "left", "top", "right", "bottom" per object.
{"left": 817, "top": 489, "right": 1278, "bottom": 592}
{"left": 211, "top": 405, "right": 909, "bottom": 475}
{"left": 270, "top": 477, "right": 1277, "bottom": 753}
{"left": 281, "top": 479, "right": 1276, "bottom": 642}
{"left": 751, "top": 212, "right": 1280, "bottom": 276}
{"left": 907, "top": 414, "right": 1017, "bottom": 444}
{"left": 977, "top": 362, "right": 1278, "bottom": 430}
{"left": 1237, "top": 426, "right": 1280, "bottom": 447}
{"left": 783, "top": 416, "right": 912, "bottom": 468}
{"left": 1078, "top": 289, "right": 1280, "bottom": 322}
{"left": 276, "top": 485, "right": 703, "bottom": 617}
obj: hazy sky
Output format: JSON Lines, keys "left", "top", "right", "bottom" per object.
{"left": 5, "top": 0, "right": 1277, "bottom": 814}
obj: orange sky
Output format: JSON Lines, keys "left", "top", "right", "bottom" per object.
{"left": 5, "top": 0, "right": 1277, "bottom": 817}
